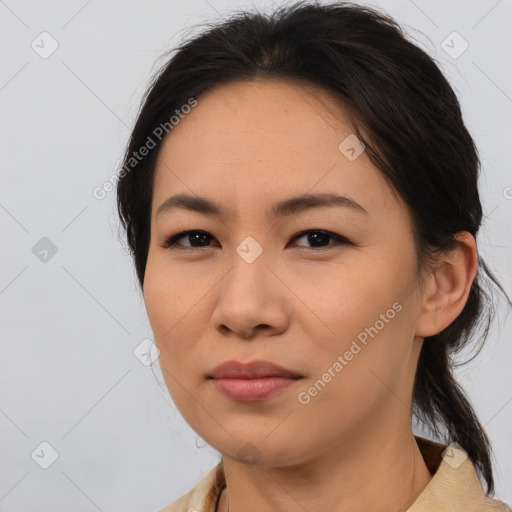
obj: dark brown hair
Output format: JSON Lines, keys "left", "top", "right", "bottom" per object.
{"left": 116, "top": 0, "right": 511, "bottom": 495}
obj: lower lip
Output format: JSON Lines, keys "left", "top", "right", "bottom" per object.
{"left": 210, "top": 377, "right": 301, "bottom": 401}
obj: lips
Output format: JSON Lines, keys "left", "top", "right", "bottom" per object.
{"left": 207, "top": 359, "right": 303, "bottom": 380}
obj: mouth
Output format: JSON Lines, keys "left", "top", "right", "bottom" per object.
{"left": 209, "top": 375, "right": 302, "bottom": 402}
{"left": 207, "top": 359, "right": 303, "bottom": 380}
{"left": 207, "top": 359, "right": 303, "bottom": 402}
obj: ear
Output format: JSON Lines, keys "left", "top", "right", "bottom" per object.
{"left": 415, "top": 232, "right": 478, "bottom": 338}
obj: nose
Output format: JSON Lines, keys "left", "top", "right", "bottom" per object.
{"left": 210, "top": 247, "right": 288, "bottom": 339}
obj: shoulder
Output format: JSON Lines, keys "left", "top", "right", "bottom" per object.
{"left": 409, "top": 437, "right": 511, "bottom": 512}
{"left": 157, "top": 461, "right": 225, "bottom": 512}
{"left": 476, "top": 496, "right": 512, "bottom": 511}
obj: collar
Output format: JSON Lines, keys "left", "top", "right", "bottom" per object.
{"left": 160, "top": 436, "right": 510, "bottom": 512}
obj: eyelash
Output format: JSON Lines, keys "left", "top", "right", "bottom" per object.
{"left": 161, "top": 229, "right": 351, "bottom": 251}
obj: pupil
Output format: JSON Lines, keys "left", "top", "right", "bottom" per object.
{"left": 191, "top": 233, "right": 209, "bottom": 246}
{"left": 186, "top": 231, "right": 331, "bottom": 247}
{"left": 309, "top": 232, "right": 329, "bottom": 247}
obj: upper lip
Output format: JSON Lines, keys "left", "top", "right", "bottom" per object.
{"left": 208, "top": 360, "right": 303, "bottom": 379}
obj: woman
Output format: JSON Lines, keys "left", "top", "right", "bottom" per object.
{"left": 116, "top": 1, "right": 511, "bottom": 510}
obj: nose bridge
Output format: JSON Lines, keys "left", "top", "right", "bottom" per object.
{"left": 216, "top": 232, "right": 278, "bottom": 309}
{"left": 235, "top": 231, "right": 267, "bottom": 264}
{"left": 210, "top": 228, "right": 290, "bottom": 337}
{"left": 228, "top": 235, "right": 268, "bottom": 289}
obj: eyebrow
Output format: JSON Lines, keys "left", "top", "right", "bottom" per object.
{"left": 156, "top": 192, "right": 368, "bottom": 219}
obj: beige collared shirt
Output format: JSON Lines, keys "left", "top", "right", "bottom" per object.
{"left": 159, "top": 436, "right": 511, "bottom": 512}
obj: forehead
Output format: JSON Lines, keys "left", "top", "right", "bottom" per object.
{"left": 151, "top": 79, "right": 402, "bottom": 222}
{"left": 157, "top": 79, "right": 352, "bottom": 159}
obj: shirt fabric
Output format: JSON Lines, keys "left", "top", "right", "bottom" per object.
{"left": 158, "top": 436, "right": 511, "bottom": 512}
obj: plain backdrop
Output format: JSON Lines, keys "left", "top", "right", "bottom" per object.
{"left": 0, "top": 0, "right": 511, "bottom": 510}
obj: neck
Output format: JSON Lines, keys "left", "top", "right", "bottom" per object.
{"left": 217, "top": 420, "right": 433, "bottom": 512}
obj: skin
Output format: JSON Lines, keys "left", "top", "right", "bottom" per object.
{"left": 143, "top": 79, "right": 478, "bottom": 512}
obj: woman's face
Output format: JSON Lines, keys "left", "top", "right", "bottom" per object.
{"left": 143, "top": 79, "right": 426, "bottom": 466}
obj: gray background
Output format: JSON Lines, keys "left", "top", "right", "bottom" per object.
{"left": 0, "top": 0, "right": 511, "bottom": 510}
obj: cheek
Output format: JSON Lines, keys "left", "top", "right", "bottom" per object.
{"left": 296, "top": 258, "right": 416, "bottom": 385}
{"left": 143, "top": 254, "right": 194, "bottom": 338}
{"left": 143, "top": 264, "right": 185, "bottom": 372}
{"left": 294, "top": 260, "right": 397, "bottom": 337}
{"left": 143, "top": 259, "right": 208, "bottom": 400}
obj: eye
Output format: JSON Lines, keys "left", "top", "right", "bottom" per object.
{"left": 161, "top": 229, "right": 350, "bottom": 251}
{"left": 291, "top": 230, "right": 350, "bottom": 249}
{"left": 162, "top": 230, "right": 218, "bottom": 250}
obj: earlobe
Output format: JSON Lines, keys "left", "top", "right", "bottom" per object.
{"left": 415, "top": 232, "right": 478, "bottom": 338}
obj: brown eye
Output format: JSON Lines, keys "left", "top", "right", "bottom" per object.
{"left": 161, "top": 229, "right": 350, "bottom": 251}
{"left": 162, "top": 230, "right": 218, "bottom": 249}
{"left": 291, "top": 230, "right": 350, "bottom": 249}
